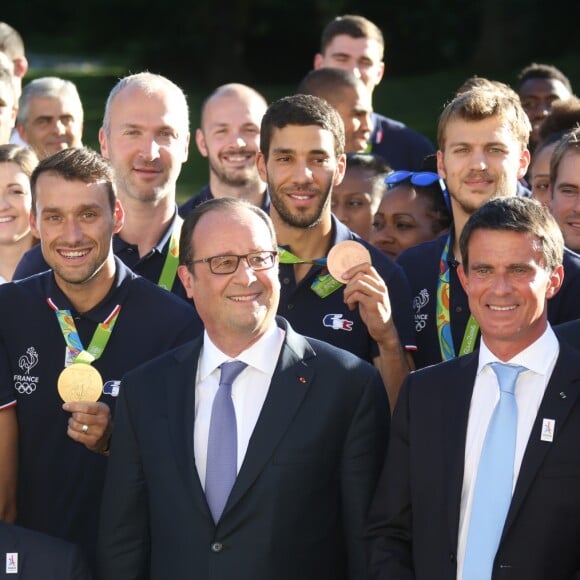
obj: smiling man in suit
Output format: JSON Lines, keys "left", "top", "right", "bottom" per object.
{"left": 97, "top": 197, "right": 389, "bottom": 580}
{"left": 367, "top": 196, "right": 580, "bottom": 579}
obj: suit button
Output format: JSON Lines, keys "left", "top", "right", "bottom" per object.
{"left": 211, "top": 542, "right": 223, "bottom": 553}
{"left": 449, "top": 553, "right": 456, "bottom": 563}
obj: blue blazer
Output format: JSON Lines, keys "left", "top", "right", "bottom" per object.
{"left": 367, "top": 340, "right": 580, "bottom": 579}
{"left": 97, "top": 317, "right": 390, "bottom": 580}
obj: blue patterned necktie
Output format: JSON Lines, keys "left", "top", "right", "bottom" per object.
{"left": 462, "top": 362, "right": 526, "bottom": 580}
{"left": 205, "top": 360, "right": 247, "bottom": 523}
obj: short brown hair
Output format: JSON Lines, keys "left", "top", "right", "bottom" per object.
{"left": 320, "top": 14, "right": 384, "bottom": 58}
{"left": 30, "top": 147, "right": 116, "bottom": 214}
{"left": 179, "top": 197, "right": 277, "bottom": 267}
{"left": 550, "top": 126, "right": 580, "bottom": 187}
{"left": 459, "top": 196, "right": 563, "bottom": 272}
{"left": 260, "top": 94, "right": 345, "bottom": 160}
{"left": 437, "top": 86, "right": 531, "bottom": 151}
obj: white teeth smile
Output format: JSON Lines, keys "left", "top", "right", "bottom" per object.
{"left": 231, "top": 295, "right": 258, "bottom": 302}
{"left": 489, "top": 305, "right": 516, "bottom": 311}
{"left": 291, "top": 194, "right": 311, "bottom": 200}
{"left": 224, "top": 154, "right": 250, "bottom": 161}
{"left": 60, "top": 250, "right": 89, "bottom": 258}
{"left": 0, "top": 217, "right": 14, "bottom": 223}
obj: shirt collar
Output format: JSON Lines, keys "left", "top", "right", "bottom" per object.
{"left": 113, "top": 205, "right": 181, "bottom": 255}
{"left": 198, "top": 321, "right": 284, "bottom": 381}
{"left": 478, "top": 325, "right": 559, "bottom": 376}
{"left": 46, "top": 256, "right": 134, "bottom": 321}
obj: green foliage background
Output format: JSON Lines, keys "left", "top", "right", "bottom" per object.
{"left": 5, "top": 0, "right": 578, "bottom": 202}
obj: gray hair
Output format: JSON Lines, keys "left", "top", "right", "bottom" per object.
{"left": 16, "top": 76, "right": 83, "bottom": 125}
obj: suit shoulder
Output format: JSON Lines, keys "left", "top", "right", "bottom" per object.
{"left": 305, "top": 334, "right": 378, "bottom": 375}
{"left": 407, "top": 352, "right": 477, "bottom": 384}
{"left": 123, "top": 337, "right": 200, "bottom": 380}
{"left": 554, "top": 322, "right": 580, "bottom": 352}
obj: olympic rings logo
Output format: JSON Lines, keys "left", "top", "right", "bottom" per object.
{"left": 14, "top": 381, "right": 37, "bottom": 395}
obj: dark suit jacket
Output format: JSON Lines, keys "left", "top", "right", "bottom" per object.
{"left": 97, "top": 317, "right": 390, "bottom": 580}
{"left": 366, "top": 341, "right": 580, "bottom": 580}
{"left": 554, "top": 318, "right": 580, "bottom": 351}
{"left": 0, "top": 522, "right": 91, "bottom": 579}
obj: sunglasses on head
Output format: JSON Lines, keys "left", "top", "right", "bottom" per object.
{"left": 385, "top": 170, "right": 451, "bottom": 213}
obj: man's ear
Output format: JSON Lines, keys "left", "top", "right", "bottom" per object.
{"left": 98, "top": 127, "right": 108, "bottom": 158}
{"left": 457, "top": 263, "right": 469, "bottom": 294}
{"left": 195, "top": 128, "right": 208, "bottom": 158}
{"left": 177, "top": 264, "right": 196, "bottom": 300}
{"left": 13, "top": 56, "right": 28, "bottom": 79}
{"left": 256, "top": 151, "right": 268, "bottom": 183}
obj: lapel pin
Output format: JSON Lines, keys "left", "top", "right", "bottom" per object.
{"left": 298, "top": 376, "right": 307, "bottom": 384}
{"left": 6, "top": 552, "right": 18, "bottom": 574}
{"left": 559, "top": 392, "right": 567, "bottom": 399}
{"left": 541, "top": 418, "right": 555, "bottom": 442}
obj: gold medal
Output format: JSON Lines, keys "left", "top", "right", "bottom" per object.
{"left": 57, "top": 363, "right": 103, "bottom": 403}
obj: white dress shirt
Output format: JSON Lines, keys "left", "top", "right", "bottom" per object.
{"left": 194, "top": 323, "right": 285, "bottom": 490}
{"left": 456, "top": 326, "right": 559, "bottom": 579}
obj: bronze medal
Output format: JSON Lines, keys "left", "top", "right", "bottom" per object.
{"left": 57, "top": 363, "right": 103, "bottom": 403}
{"left": 326, "top": 240, "right": 372, "bottom": 280}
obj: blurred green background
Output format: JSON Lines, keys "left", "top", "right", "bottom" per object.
{"left": 26, "top": 49, "right": 578, "bottom": 204}
{"left": 7, "top": 0, "right": 578, "bottom": 203}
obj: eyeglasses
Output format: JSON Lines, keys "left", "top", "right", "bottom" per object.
{"left": 385, "top": 170, "right": 451, "bottom": 212}
{"left": 188, "top": 251, "right": 278, "bottom": 275}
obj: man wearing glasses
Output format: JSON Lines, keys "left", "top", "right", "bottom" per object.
{"left": 97, "top": 197, "right": 390, "bottom": 580}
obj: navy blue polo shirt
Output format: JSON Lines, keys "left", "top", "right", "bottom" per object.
{"left": 0, "top": 258, "right": 202, "bottom": 567}
{"left": 178, "top": 185, "right": 270, "bottom": 218}
{"left": 397, "top": 232, "right": 580, "bottom": 369}
{"left": 13, "top": 210, "right": 189, "bottom": 302}
{"left": 369, "top": 112, "right": 435, "bottom": 171}
{"left": 277, "top": 216, "right": 415, "bottom": 365}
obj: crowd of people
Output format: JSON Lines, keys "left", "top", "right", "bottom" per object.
{"left": 0, "top": 14, "right": 579, "bottom": 580}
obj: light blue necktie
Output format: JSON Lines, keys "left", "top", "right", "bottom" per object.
{"left": 462, "top": 362, "right": 526, "bottom": 580}
{"left": 205, "top": 360, "right": 247, "bottom": 523}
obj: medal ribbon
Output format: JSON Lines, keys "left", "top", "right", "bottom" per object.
{"left": 277, "top": 247, "right": 327, "bottom": 267}
{"left": 157, "top": 215, "right": 183, "bottom": 291}
{"left": 278, "top": 246, "right": 343, "bottom": 298}
{"left": 47, "top": 299, "right": 122, "bottom": 364}
{"left": 436, "top": 235, "right": 479, "bottom": 361}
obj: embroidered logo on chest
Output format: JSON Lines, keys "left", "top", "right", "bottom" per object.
{"left": 322, "top": 313, "right": 353, "bottom": 331}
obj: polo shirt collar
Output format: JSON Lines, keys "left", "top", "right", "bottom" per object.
{"left": 113, "top": 205, "right": 181, "bottom": 255}
{"left": 45, "top": 256, "right": 135, "bottom": 322}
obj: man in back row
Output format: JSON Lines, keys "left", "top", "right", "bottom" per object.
{"left": 16, "top": 76, "right": 84, "bottom": 160}
{"left": 397, "top": 84, "right": 580, "bottom": 369}
{"left": 314, "top": 14, "right": 434, "bottom": 170}
{"left": 179, "top": 83, "right": 269, "bottom": 217}
{"left": 14, "top": 72, "right": 194, "bottom": 302}
{"left": 297, "top": 67, "right": 373, "bottom": 155}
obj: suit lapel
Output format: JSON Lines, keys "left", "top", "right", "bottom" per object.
{"left": 503, "top": 342, "right": 580, "bottom": 536}
{"left": 443, "top": 353, "right": 478, "bottom": 551}
{"left": 165, "top": 337, "right": 209, "bottom": 515}
{"left": 224, "top": 321, "right": 315, "bottom": 517}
